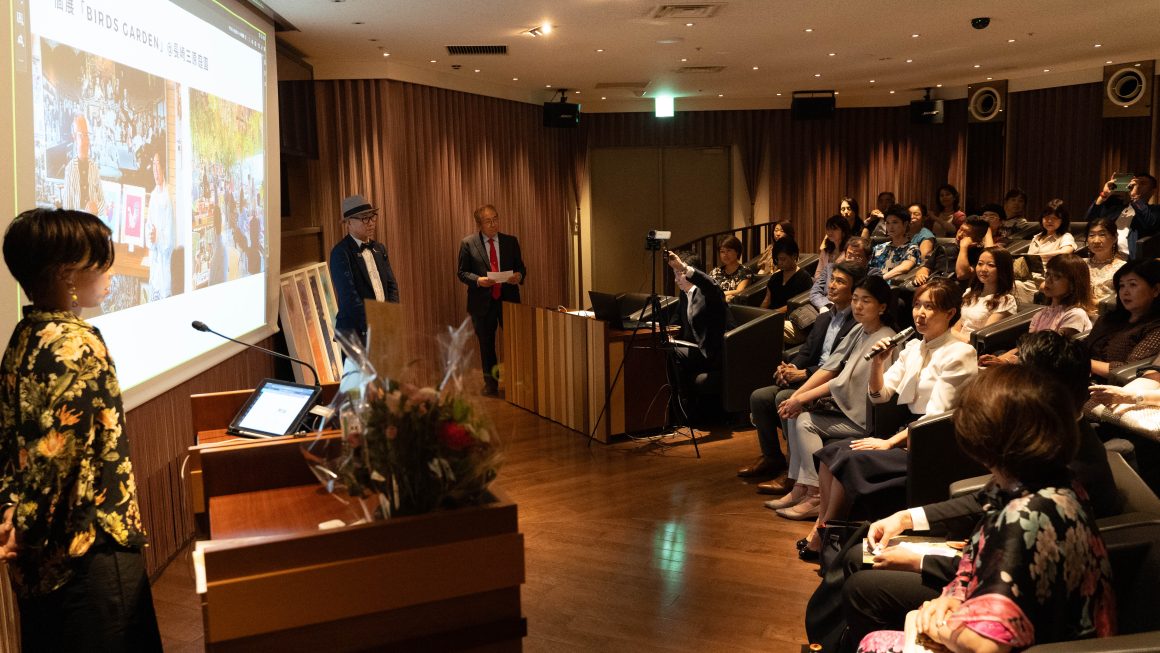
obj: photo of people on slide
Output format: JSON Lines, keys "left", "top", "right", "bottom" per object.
{"left": 30, "top": 37, "right": 181, "bottom": 312}
{"left": 189, "top": 88, "right": 265, "bottom": 290}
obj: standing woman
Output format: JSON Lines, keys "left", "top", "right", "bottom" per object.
{"left": 934, "top": 184, "right": 966, "bottom": 230}
{"left": 840, "top": 197, "right": 865, "bottom": 239}
{"left": 710, "top": 235, "right": 753, "bottom": 303}
{"left": 0, "top": 209, "right": 162, "bottom": 651}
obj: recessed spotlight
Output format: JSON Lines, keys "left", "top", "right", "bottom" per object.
{"left": 574, "top": 91, "right": 580, "bottom": 95}
{"left": 512, "top": 77, "right": 518, "bottom": 81}
{"left": 1043, "top": 68, "right": 1050, "bottom": 72}
{"left": 889, "top": 90, "right": 896, "bottom": 94}
{"left": 936, "top": 83, "right": 943, "bottom": 87}
{"left": 814, "top": 73, "right": 821, "bottom": 77}
{"left": 776, "top": 92, "right": 782, "bottom": 96}
{"left": 834, "top": 91, "right": 839, "bottom": 95}
{"left": 986, "top": 76, "right": 993, "bottom": 80}
{"left": 718, "top": 93, "right": 724, "bottom": 97}
{"left": 540, "top": 22, "right": 552, "bottom": 35}
{"left": 1094, "top": 44, "right": 1102, "bottom": 48}
{"left": 804, "top": 28, "right": 813, "bottom": 32}
{"left": 382, "top": 52, "right": 389, "bottom": 57}
{"left": 429, "top": 59, "right": 437, "bottom": 63}
{"left": 1135, "top": 63, "right": 1142, "bottom": 67}
{"left": 474, "top": 69, "right": 480, "bottom": 72}
{"left": 595, "top": 48, "right": 604, "bottom": 53}
{"left": 1008, "top": 39, "right": 1016, "bottom": 43}
{"left": 685, "top": 22, "right": 694, "bottom": 27}
{"left": 912, "top": 33, "right": 920, "bottom": 38}
{"left": 601, "top": 96, "right": 607, "bottom": 100}
{"left": 906, "top": 59, "right": 913, "bottom": 63}
{"left": 546, "top": 84, "right": 552, "bottom": 88}
{"left": 869, "top": 79, "right": 876, "bottom": 83}
{"left": 973, "top": 64, "right": 981, "bottom": 68}
{"left": 1106, "top": 60, "right": 1113, "bottom": 64}
{"left": 753, "top": 66, "right": 759, "bottom": 70}
{"left": 828, "top": 52, "right": 836, "bottom": 57}
{"left": 681, "top": 58, "right": 688, "bottom": 62}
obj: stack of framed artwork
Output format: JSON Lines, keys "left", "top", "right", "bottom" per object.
{"left": 278, "top": 263, "right": 342, "bottom": 385}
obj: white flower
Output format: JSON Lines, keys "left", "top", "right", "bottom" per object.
{"left": 428, "top": 457, "right": 456, "bottom": 482}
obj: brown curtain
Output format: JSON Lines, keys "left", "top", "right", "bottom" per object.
{"left": 308, "top": 80, "right": 573, "bottom": 379}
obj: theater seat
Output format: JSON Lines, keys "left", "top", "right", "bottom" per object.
{"left": 733, "top": 275, "right": 770, "bottom": 307}
{"left": 799, "top": 253, "right": 821, "bottom": 278}
{"left": 905, "top": 411, "right": 988, "bottom": 506}
{"left": 720, "top": 305, "right": 784, "bottom": 414}
{"left": 970, "top": 302, "right": 1046, "bottom": 355}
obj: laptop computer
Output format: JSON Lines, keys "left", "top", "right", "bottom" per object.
{"left": 226, "top": 378, "right": 323, "bottom": 439}
{"left": 588, "top": 290, "right": 651, "bottom": 330}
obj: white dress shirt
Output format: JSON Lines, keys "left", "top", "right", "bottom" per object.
{"left": 352, "top": 236, "right": 385, "bottom": 302}
{"left": 870, "top": 329, "right": 978, "bottom": 415}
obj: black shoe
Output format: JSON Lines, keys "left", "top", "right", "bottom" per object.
{"left": 795, "top": 537, "right": 808, "bottom": 551}
{"left": 798, "top": 546, "right": 819, "bottom": 562}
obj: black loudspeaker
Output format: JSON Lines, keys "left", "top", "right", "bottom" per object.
{"left": 967, "top": 79, "right": 1007, "bottom": 123}
{"left": 910, "top": 99, "right": 944, "bottom": 124}
{"left": 543, "top": 101, "right": 581, "bottom": 128}
{"left": 791, "top": 90, "right": 835, "bottom": 120}
{"left": 1103, "top": 61, "right": 1153, "bottom": 118}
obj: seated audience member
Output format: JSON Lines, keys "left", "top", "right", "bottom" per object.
{"left": 1085, "top": 216, "right": 1127, "bottom": 306}
{"left": 665, "top": 250, "right": 732, "bottom": 409}
{"left": 1002, "top": 187, "right": 1029, "bottom": 231}
{"left": 951, "top": 247, "right": 1017, "bottom": 342}
{"left": 841, "top": 332, "right": 1120, "bottom": 651}
{"left": 1088, "top": 258, "right": 1160, "bottom": 379}
{"left": 817, "top": 215, "right": 853, "bottom": 282}
{"left": 980, "top": 254, "right": 1093, "bottom": 365}
{"left": 863, "top": 191, "right": 895, "bottom": 239}
{"left": 768, "top": 275, "right": 896, "bottom": 519}
{"left": 934, "top": 184, "right": 966, "bottom": 231}
{"left": 710, "top": 235, "right": 753, "bottom": 303}
{"left": 977, "top": 203, "right": 1010, "bottom": 247}
{"left": 869, "top": 207, "right": 920, "bottom": 284}
{"left": 756, "top": 220, "right": 795, "bottom": 273}
{"left": 802, "top": 279, "right": 978, "bottom": 553}
{"left": 840, "top": 196, "right": 865, "bottom": 238}
{"left": 907, "top": 204, "right": 937, "bottom": 263}
{"left": 1091, "top": 356, "right": 1160, "bottom": 406}
{"left": 740, "top": 262, "right": 859, "bottom": 482}
{"left": 921, "top": 201, "right": 953, "bottom": 238}
{"left": 1085, "top": 173, "right": 1159, "bottom": 260}
{"left": 761, "top": 238, "right": 813, "bottom": 312}
{"left": 855, "top": 364, "right": 1115, "bottom": 653}
{"left": 952, "top": 216, "right": 989, "bottom": 282}
{"left": 810, "top": 237, "right": 876, "bottom": 312}
{"left": 1027, "top": 203, "right": 1076, "bottom": 262}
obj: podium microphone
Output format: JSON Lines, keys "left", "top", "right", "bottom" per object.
{"left": 191, "top": 320, "right": 320, "bottom": 387}
{"left": 863, "top": 326, "right": 916, "bottom": 361}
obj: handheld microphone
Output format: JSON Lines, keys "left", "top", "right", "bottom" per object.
{"left": 863, "top": 326, "right": 916, "bottom": 361}
{"left": 191, "top": 320, "right": 321, "bottom": 387}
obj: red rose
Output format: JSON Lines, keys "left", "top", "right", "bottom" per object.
{"left": 438, "top": 421, "right": 473, "bottom": 450}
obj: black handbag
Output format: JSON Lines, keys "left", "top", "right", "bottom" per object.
{"left": 804, "top": 520, "right": 870, "bottom": 653}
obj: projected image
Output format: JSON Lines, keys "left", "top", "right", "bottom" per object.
{"left": 30, "top": 39, "right": 182, "bottom": 311}
{"left": 190, "top": 89, "right": 265, "bottom": 290}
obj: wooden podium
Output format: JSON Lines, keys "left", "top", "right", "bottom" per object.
{"left": 502, "top": 303, "right": 673, "bottom": 442}
{"left": 187, "top": 387, "right": 527, "bottom": 652}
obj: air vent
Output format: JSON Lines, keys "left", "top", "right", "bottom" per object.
{"left": 595, "top": 81, "right": 650, "bottom": 89}
{"left": 445, "top": 45, "right": 508, "bottom": 56}
{"left": 651, "top": 3, "right": 723, "bottom": 19}
{"left": 676, "top": 66, "right": 725, "bottom": 74}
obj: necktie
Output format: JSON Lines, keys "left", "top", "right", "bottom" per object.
{"left": 488, "top": 238, "right": 501, "bottom": 300}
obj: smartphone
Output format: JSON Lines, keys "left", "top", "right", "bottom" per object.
{"left": 1110, "top": 172, "right": 1134, "bottom": 193}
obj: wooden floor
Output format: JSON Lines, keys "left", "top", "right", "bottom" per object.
{"left": 153, "top": 393, "right": 819, "bottom": 652}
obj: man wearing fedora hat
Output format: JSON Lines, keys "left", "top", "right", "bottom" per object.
{"left": 329, "top": 193, "right": 399, "bottom": 341}
{"left": 457, "top": 204, "right": 526, "bottom": 396}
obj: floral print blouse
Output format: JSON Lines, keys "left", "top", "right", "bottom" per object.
{"left": 869, "top": 240, "right": 920, "bottom": 276}
{"left": 710, "top": 264, "right": 753, "bottom": 293}
{"left": 0, "top": 308, "right": 146, "bottom": 597}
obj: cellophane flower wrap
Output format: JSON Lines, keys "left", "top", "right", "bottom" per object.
{"left": 308, "top": 319, "right": 500, "bottom": 520}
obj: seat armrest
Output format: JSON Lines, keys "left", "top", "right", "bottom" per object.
{"left": 949, "top": 474, "right": 991, "bottom": 498}
{"left": 1109, "top": 359, "right": 1154, "bottom": 386}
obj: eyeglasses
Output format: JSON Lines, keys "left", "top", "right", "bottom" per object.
{"left": 349, "top": 213, "right": 378, "bottom": 224}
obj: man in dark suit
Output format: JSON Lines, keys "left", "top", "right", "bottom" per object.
{"left": 665, "top": 250, "right": 732, "bottom": 415}
{"left": 329, "top": 194, "right": 400, "bottom": 342}
{"left": 457, "top": 204, "right": 526, "bottom": 396}
{"left": 1085, "top": 173, "right": 1159, "bottom": 260}
{"left": 739, "top": 263, "right": 860, "bottom": 491}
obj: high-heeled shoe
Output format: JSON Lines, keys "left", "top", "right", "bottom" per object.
{"left": 777, "top": 495, "right": 821, "bottom": 520}
{"left": 795, "top": 537, "right": 808, "bottom": 550}
{"left": 799, "top": 526, "right": 822, "bottom": 562}
{"left": 763, "top": 485, "right": 806, "bottom": 511}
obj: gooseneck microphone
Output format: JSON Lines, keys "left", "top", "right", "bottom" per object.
{"left": 863, "top": 326, "right": 917, "bottom": 361}
{"left": 191, "top": 320, "right": 320, "bottom": 387}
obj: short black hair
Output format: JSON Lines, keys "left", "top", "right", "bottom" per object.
{"left": 677, "top": 250, "right": 703, "bottom": 271}
{"left": 964, "top": 216, "right": 989, "bottom": 241}
{"left": 979, "top": 203, "right": 1007, "bottom": 220}
{"left": 883, "top": 204, "right": 909, "bottom": 223}
{"left": 1016, "top": 331, "right": 1090, "bottom": 413}
{"left": 3, "top": 208, "right": 114, "bottom": 301}
{"left": 1038, "top": 205, "right": 1071, "bottom": 235}
{"left": 773, "top": 237, "right": 800, "bottom": 259}
{"left": 833, "top": 261, "right": 867, "bottom": 286}
{"left": 855, "top": 275, "right": 895, "bottom": 328}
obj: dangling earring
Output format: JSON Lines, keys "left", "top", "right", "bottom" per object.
{"left": 69, "top": 285, "right": 79, "bottom": 309}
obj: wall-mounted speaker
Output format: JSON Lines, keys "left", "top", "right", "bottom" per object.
{"left": 543, "top": 101, "right": 581, "bottom": 128}
{"left": 791, "top": 90, "right": 835, "bottom": 120}
{"left": 967, "top": 79, "right": 1007, "bottom": 123}
{"left": 910, "top": 99, "right": 944, "bottom": 124}
{"left": 1103, "top": 61, "right": 1153, "bottom": 118}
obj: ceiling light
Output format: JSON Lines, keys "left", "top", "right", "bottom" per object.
{"left": 1106, "top": 60, "right": 1113, "bottom": 64}
{"left": 1135, "top": 63, "right": 1142, "bottom": 67}
{"left": 541, "top": 22, "right": 552, "bottom": 35}
{"left": 828, "top": 52, "right": 836, "bottom": 57}
{"left": 718, "top": 93, "right": 724, "bottom": 97}
{"left": 545, "top": 84, "right": 552, "bottom": 88}
{"left": 474, "top": 69, "right": 480, "bottom": 73}
{"left": 1094, "top": 44, "right": 1102, "bottom": 48}
{"left": 912, "top": 33, "right": 920, "bottom": 38}
{"left": 776, "top": 92, "right": 782, "bottom": 96}
{"left": 512, "top": 77, "right": 518, "bottom": 81}
{"left": 814, "top": 73, "right": 821, "bottom": 77}
{"left": 936, "top": 83, "right": 943, "bottom": 87}
{"left": 869, "top": 79, "right": 876, "bottom": 83}
{"left": 601, "top": 96, "right": 607, "bottom": 100}
{"left": 834, "top": 91, "right": 839, "bottom": 95}
{"left": 889, "top": 90, "right": 895, "bottom": 94}
{"left": 655, "top": 95, "right": 674, "bottom": 117}
{"left": 685, "top": 22, "right": 694, "bottom": 27}
{"left": 574, "top": 91, "right": 580, "bottom": 94}
{"left": 973, "top": 64, "right": 981, "bottom": 68}
{"left": 429, "top": 59, "right": 437, "bottom": 63}
{"left": 1008, "top": 39, "right": 1016, "bottom": 43}
{"left": 681, "top": 58, "right": 688, "bottom": 62}
{"left": 595, "top": 48, "right": 604, "bottom": 53}
{"left": 986, "top": 76, "right": 993, "bottom": 80}
{"left": 804, "top": 28, "right": 813, "bottom": 32}
{"left": 753, "top": 66, "right": 759, "bottom": 70}
{"left": 1043, "top": 68, "right": 1050, "bottom": 72}
{"left": 906, "top": 59, "right": 913, "bottom": 63}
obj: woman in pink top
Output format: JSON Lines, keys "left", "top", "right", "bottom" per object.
{"left": 980, "top": 254, "right": 1093, "bottom": 365}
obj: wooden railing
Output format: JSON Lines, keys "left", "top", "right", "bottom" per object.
{"left": 663, "top": 222, "right": 777, "bottom": 295}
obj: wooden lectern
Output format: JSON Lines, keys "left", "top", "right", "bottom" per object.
{"left": 187, "top": 386, "right": 527, "bottom": 651}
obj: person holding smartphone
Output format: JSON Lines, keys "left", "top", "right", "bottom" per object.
{"left": 1085, "top": 172, "right": 1159, "bottom": 260}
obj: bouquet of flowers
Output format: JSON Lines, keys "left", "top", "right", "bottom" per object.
{"left": 309, "top": 319, "right": 501, "bottom": 520}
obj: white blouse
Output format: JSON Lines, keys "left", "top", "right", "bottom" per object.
{"left": 958, "top": 291, "right": 1018, "bottom": 336}
{"left": 1027, "top": 232, "right": 1076, "bottom": 263}
{"left": 870, "top": 330, "right": 978, "bottom": 415}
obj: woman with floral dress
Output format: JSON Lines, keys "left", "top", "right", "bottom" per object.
{"left": 0, "top": 208, "right": 161, "bottom": 651}
{"left": 858, "top": 365, "right": 1115, "bottom": 652}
